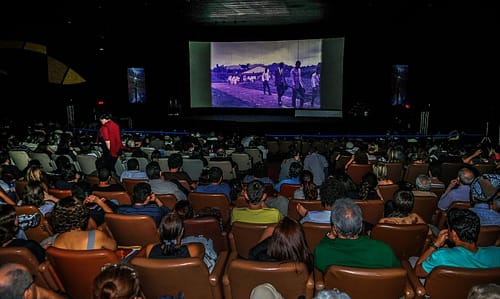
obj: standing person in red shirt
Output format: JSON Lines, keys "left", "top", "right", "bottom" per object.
{"left": 99, "top": 113, "right": 125, "bottom": 175}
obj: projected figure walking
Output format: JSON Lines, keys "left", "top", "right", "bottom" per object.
{"left": 275, "top": 62, "right": 287, "bottom": 106}
{"left": 290, "top": 60, "right": 305, "bottom": 108}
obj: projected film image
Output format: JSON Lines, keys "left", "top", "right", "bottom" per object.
{"left": 211, "top": 40, "right": 322, "bottom": 109}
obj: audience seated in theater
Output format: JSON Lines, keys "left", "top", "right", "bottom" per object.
{"left": 20, "top": 181, "right": 59, "bottom": 216}
{"left": 41, "top": 196, "right": 117, "bottom": 250}
{"left": 0, "top": 263, "right": 65, "bottom": 299}
{"left": 210, "top": 146, "right": 238, "bottom": 171}
{"left": 413, "top": 174, "right": 438, "bottom": 197}
{"left": 297, "top": 175, "right": 350, "bottom": 224}
{"left": 0, "top": 151, "right": 22, "bottom": 181}
{"left": 72, "top": 181, "right": 118, "bottom": 228}
{"left": 303, "top": 146, "right": 329, "bottom": 187}
{"left": 438, "top": 167, "right": 475, "bottom": 211}
{"left": 371, "top": 162, "right": 394, "bottom": 186}
{"left": 248, "top": 216, "right": 314, "bottom": 272}
{"left": 231, "top": 180, "right": 283, "bottom": 225}
{"left": 278, "top": 147, "right": 301, "bottom": 182}
{"left": 52, "top": 155, "right": 82, "bottom": 190}
{"left": 93, "top": 263, "right": 145, "bottom": 299}
{"left": 314, "top": 197, "right": 400, "bottom": 272}
{"left": 275, "top": 162, "right": 302, "bottom": 194}
{"left": 343, "top": 147, "right": 370, "bottom": 171}
{"left": 145, "top": 161, "right": 186, "bottom": 202}
{"left": 293, "top": 170, "right": 319, "bottom": 200}
{"left": 242, "top": 165, "right": 274, "bottom": 185}
{"left": 469, "top": 174, "right": 500, "bottom": 226}
{"left": 21, "top": 162, "right": 51, "bottom": 193}
{"left": 358, "top": 172, "right": 382, "bottom": 200}
{"left": 90, "top": 167, "right": 127, "bottom": 193}
{"left": 54, "top": 132, "right": 77, "bottom": 161}
{"left": 144, "top": 212, "right": 204, "bottom": 260}
{"left": 193, "top": 166, "right": 231, "bottom": 202}
{"left": 162, "top": 152, "right": 197, "bottom": 191}
{"left": 120, "top": 158, "right": 148, "bottom": 183}
{"left": 115, "top": 182, "right": 169, "bottom": 226}
{"left": 0, "top": 204, "right": 46, "bottom": 263}
{"left": 414, "top": 208, "right": 500, "bottom": 278}
{"left": 380, "top": 190, "right": 426, "bottom": 225}
{"left": 428, "top": 161, "right": 446, "bottom": 189}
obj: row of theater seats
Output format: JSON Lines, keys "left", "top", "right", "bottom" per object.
{"left": 2, "top": 216, "right": 499, "bottom": 299}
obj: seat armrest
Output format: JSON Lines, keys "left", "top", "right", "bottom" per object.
{"left": 40, "top": 261, "right": 65, "bottom": 293}
{"left": 401, "top": 259, "right": 426, "bottom": 298}
{"left": 209, "top": 250, "right": 229, "bottom": 286}
{"left": 314, "top": 268, "right": 325, "bottom": 292}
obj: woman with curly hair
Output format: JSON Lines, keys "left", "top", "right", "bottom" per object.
{"left": 293, "top": 170, "right": 319, "bottom": 200}
{"left": 40, "top": 196, "right": 116, "bottom": 250}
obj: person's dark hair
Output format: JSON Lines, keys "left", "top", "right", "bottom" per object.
{"left": 300, "top": 170, "right": 318, "bottom": 200}
{"left": 126, "top": 158, "right": 140, "bottom": 171}
{"left": 388, "top": 190, "right": 415, "bottom": 217}
{"left": 288, "top": 162, "right": 302, "bottom": 179}
{"left": 359, "top": 172, "right": 379, "bottom": 200}
{"left": 145, "top": 161, "right": 162, "bottom": 179}
{"left": 174, "top": 200, "right": 194, "bottom": 220}
{"left": 50, "top": 196, "right": 89, "bottom": 233}
{"left": 150, "top": 150, "right": 161, "bottom": 161}
{"left": 158, "top": 213, "right": 184, "bottom": 256}
{"left": 95, "top": 157, "right": 108, "bottom": 171}
{"left": 0, "top": 204, "right": 17, "bottom": 244}
{"left": 93, "top": 263, "right": 142, "bottom": 299}
{"left": 167, "top": 153, "right": 183, "bottom": 169}
{"left": 132, "top": 182, "right": 152, "bottom": 204}
{"left": 99, "top": 113, "right": 112, "bottom": 120}
{"left": 229, "top": 178, "right": 243, "bottom": 202}
{"left": 319, "top": 176, "right": 350, "bottom": 208}
{"left": 0, "top": 263, "right": 33, "bottom": 299}
{"left": 208, "top": 166, "right": 223, "bottom": 183}
{"left": 331, "top": 198, "right": 363, "bottom": 237}
{"left": 267, "top": 216, "right": 314, "bottom": 272}
{"left": 447, "top": 208, "right": 480, "bottom": 244}
{"left": 71, "top": 181, "right": 92, "bottom": 202}
{"left": 428, "top": 160, "right": 442, "bottom": 178}
{"left": 246, "top": 180, "right": 265, "bottom": 205}
{"left": 97, "top": 167, "right": 111, "bottom": 182}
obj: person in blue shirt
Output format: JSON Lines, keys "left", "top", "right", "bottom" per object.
{"left": 415, "top": 208, "right": 500, "bottom": 278}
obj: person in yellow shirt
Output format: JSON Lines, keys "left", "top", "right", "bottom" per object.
{"left": 231, "top": 180, "right": 282, "bottom": 224}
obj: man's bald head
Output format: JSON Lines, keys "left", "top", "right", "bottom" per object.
{"left": 0, "top": 263, "right": 33, "bottom": 299}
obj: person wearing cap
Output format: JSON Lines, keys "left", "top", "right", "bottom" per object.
{"left": 469, "top": 174, "right": 500, "bottom": 227}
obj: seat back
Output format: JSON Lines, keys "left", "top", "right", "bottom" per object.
{"left": 385, "top": 162, "right": 404, "bottom": 183}
{"left": 130, "top": 252, "right": 227, "bottom": 299}
{"left": 346, "top": 163, "right": 372, "bottom": 186}
{"left": 438, "top": 162, "right": 465, "bottom": 187}
{"left": 157, "top": 157, "right": 170, "bottom": 172}
{"left": 184, "top": 217, "right": 228, "bottom": 253}
{"left": 278, "top": 183, "right": 301, "bottom": 198}
{"left": 46, "top": 247, "right": 119, "bottom": 299}
{"left": 354, "top": 200, "right": 384, "bottom": 227}
{"left": 76, "top": 154, "right": 98, "bottom": 176}
{"left": 207, "top": 160, "right": 236, "bottom": 180}
{"left": 403, "top": 163, "right": 430, "bottom": 187}
{"left": 156, "top": 193, "right": 178, "bottom": 210}
{"left": 377, "top": 183, "right": 399, "bottom": 202}
{"left": 0, "top": 247, "right": 60, "bottom": 291}
{"left": 424, "top": 266, "right": 500, "bottom": 299}
{"left": 182, "top": 158, "right": 204, "bottom": 182}
{"left": 288, "top": 199, "right": 325, "bottom": 221}
{"left": 302, "top": 222, "right": 330, "bottom": 253}
{"left": 8, "top": 150, "right": 31, "bottom": 172}
{"left": 231, "top": 153, "right": 253, "bottom": 173}
{"left": 370, "top": 223, "right": 429, "bottom": 260}
{"left": 15, "top": 205, "right": 53, "bottom": 243}
{"left": 29, "top": 152, "right": 57, "bottom": 173}
{"left": 104, "top": 213, "right": 159, "bottom": 248}
{"left": 322, "top": 265, "right": 408, "bottom": 299}
{"left": 472, "top": 163, "right": 497, "bottom": 175}
{"left": 188, "top": 192, "right": 232, "bottom": 227}
{"left": 92, "top": 190, "right": 132, "bottom": 205}
{"left": 228, "top": 221, "right": 272, "bottom": 259}
{"left": 223, "top": 259, "right": 314, "bottom": 299}
{"left": 477, "top": 225, "right": 500, "bottom": 247}
{"left": 121, "top": 178, "right": 148, "bottom": 197}
{"left": 412, "top": 195, "right": 438, "bottom": 224}
{"left": 245, "top": 148, "right": 263, "bottom": 165}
